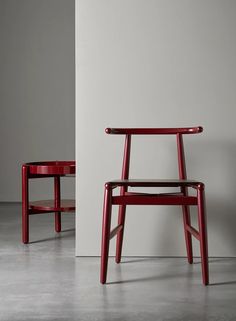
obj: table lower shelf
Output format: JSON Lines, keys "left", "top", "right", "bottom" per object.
{"left": 29, "top": 199, "right": 75, "bottom": 212}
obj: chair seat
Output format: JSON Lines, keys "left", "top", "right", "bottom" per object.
{"left": 107, "top": 179, "right": 203, "bottom": 188}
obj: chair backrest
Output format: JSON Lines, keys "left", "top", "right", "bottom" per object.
{"left": 105, "top": 127, "right": 203, "bottom": 180}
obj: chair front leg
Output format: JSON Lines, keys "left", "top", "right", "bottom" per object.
{"left": 100, "top": 184, "right": 112, "bottom": 284}
{"left": 22, "top": 165, "right": 29, "bottom": 244}
{"left": 197, "top": 185, "right": 209, "bottom": 285}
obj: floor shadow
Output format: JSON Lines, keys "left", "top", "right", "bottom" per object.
{"left": 209, "top": 280, "right": 236, "bottom": 286}
{"left": 121, "top": 257, "right": 157, "bottom": 264}
{"left": 29, "top": 228, "right": 75, "bottom": 244}
{"left": 60, "top": 228, "right": 75, "bottom": 233}
{"left": 106, "top": 269, "right": 194, "bottom": 285}
{"left": 107, "top": 275, "right": 182, "bottom": 285}
{"left": 208, "top": 257, "right": 236, "bottom": 263}
{"left": 121, "top": 257, "right": 232, "bottom": 264}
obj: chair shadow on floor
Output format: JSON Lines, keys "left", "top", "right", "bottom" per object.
{"left": 107, "top": 272, "right": 194, "bottom": 285}
{"left": 108, "top": 256, "right": 236, "bottom": 286}
{"left": 106, "top": 257, "right": 195, "bottom": 285}
{"left": 210, "top": 280, "right": 236, "bottom": 286}
{"left": 29, "top": 228, "right": 75, "bottom": 244}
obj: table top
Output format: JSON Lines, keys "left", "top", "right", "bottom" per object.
{"left": 24, "top": 161, "right": 75, "bottom": 175}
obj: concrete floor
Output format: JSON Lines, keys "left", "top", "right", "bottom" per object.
{"left": 0, "top": 203, "right": 236, "bottom": 321}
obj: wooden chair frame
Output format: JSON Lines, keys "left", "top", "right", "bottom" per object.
{"left": 100, "top": 127, "right": 209, "bottom": 285}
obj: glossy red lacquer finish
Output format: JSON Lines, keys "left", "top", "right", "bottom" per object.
{"left": 29, "top": 199, "right": 76, "bottom": 212}
{"left": 100, "top": 127, "right": 209, "bottom": 285}
{"left": 105, "top": 127, "right": 203, "bottom": 135}
{"left": 22, "top": 161, "right": 75, "bottom": 243}
{"left": 27, "top": 161, "right": 75, "bottom": 175}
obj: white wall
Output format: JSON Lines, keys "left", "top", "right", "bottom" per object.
{"left": 0, "top": 0, "right": 75, "bottom": 201}
{"left": 76, "top": 0, "right": 236, "bottom": 256}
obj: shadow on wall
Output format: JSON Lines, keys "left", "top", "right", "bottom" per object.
{"left": 149, "top": 139, "right": 236, "bottom": 257}
{"left": 195, "top": 139, "right": 236, "bottom": 256}
{"left": 101, "top": 136, "right": 236, "bottom": 257}
{"left": 207, "top": 198, "right": 236, "bottom": 256}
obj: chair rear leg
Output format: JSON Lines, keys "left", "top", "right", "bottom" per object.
{"left": 22, "top": 165, "right": 29, "bottom": 244}
{"left": 100, "top": 185, "right": 112, "bottom": 284}
{"left": 182, "top": 205, "right": 193, "bottom": 264}
{"left": 115, "top": 205, "right": 126, "bottom": 263}
{"left": 197, "top": 185, "right": 209, "bottom": 285}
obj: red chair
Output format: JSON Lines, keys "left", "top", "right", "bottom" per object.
{"left": 100, "top": 127, "right": 209, "bottom": 285}
{"left": 22, "top": 161, "right": 75, "bottom": 243}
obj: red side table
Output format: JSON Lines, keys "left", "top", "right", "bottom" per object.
{"left": 22, "top": 161, "right": 75, "bottom": 243}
